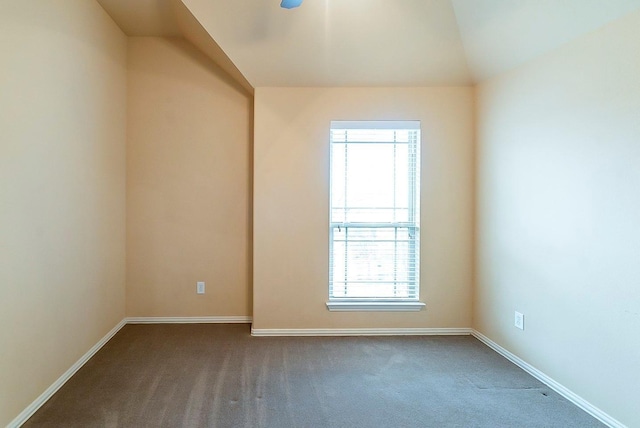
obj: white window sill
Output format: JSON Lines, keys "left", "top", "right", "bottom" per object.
{"left": 326, "top": 301, "right": 426, "bottom": 312}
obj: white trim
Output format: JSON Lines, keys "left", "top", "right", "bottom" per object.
{"left": 125, "top": 316, "right": 252, "bottom": 324}
{"left": 331, "top": 120, "right": 420, "bottom": 130}
{"left": 7, "top": 319, "right": 127, "bottom": 428}
{"left": 251, "top": 327, "right": 471, "bottom": 337}
{"left": 326, "top": 301, "right": 425, "bottom": 312}
{"left": 471, "top": 330, "right": 625, "bottom": 428}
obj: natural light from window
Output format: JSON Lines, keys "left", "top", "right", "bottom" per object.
{"left": 328, "top": 121, "right": 422, "bottom": 311}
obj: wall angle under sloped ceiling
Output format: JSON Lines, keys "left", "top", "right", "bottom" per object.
{"left": 171, "top": 0, "right": 254, "bottom": 95}
{"left": 96, "top": 0, "right": 254, "bottom": 96}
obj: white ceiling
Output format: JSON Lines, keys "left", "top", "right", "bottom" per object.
{"left": 99, "top": 0, "right": 640, "bottom": 88}
{"left": 181, "top": 0, "right": 473, "bottom": 86}
{"left": 452, "top": 0, "right": 640, "bottom": 82}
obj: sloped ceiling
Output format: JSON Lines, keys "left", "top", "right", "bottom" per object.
{"left": 97, "top": 0, "right": 180, "bottom": 36}
{"left": 98, "top": 0, "right": 640, "bottom": 88}
{"left": 180, "top": 0, "right": 473, "bottom": 86}
{"left": 452, "top": 0, "right": 640, "bottom": 82}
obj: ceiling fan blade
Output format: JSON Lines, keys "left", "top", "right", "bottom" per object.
{"left": 280, "top": 0, "right": 303, "bottom": 9}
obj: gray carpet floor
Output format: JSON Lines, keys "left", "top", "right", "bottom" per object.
{"left": 24, "top": 324, "right": 604, "bottom": 427}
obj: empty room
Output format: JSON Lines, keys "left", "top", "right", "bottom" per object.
{"left": 1, "top": 0, "right": 638, "bottom": 427}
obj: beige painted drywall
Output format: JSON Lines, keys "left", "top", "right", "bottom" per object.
{"left": 0, "top": 1, "right": 127, "bottom": 425}
{"left": 475, "top": 10, "right": 640, "bottom": 427}
{"left": 172, "top": 0, "right": 254, "bottom": 95}
{"left": 126, "top": 37, "right": 252, "bottom": 317}
{"left": 253, "top": 87, "right": 474, "bottom": 330}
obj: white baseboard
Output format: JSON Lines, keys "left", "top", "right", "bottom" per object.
{"left": 251, "top": 327, "right": 472, "bottom": 336}
{"left": 471, "top": 330, "right": 625, "bottom": 428}
{"left": 126, "top": 316, "right": 252, "bottom": 324}
{"left": 7, "top": 319, "right": 127, "bottom": 428}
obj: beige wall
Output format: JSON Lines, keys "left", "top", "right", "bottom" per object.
{"left": 253, "top": 87, "right": 474, "bottom": 329}
{"left": 475, "top": 11, "right": 640, "bottom": 427}
{"left": 126, "top": 37, "right": 252, "bottom": 317}
{"left": 0, "top": 1, "right": 127, "bottom": 426}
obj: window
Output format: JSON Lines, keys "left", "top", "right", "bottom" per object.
{"left": 327, "top": 121, "right": 424, "bottom": 311}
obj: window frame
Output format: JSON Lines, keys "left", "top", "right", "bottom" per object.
{"left": 326, "top": 121, "right": 425, "bottom": 312}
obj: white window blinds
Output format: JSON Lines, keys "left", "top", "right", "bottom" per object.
{"left": 329, "top": 121, "right": 420, "bottom": 301}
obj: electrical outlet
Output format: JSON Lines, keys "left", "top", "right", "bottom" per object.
{"left": 197, "top": 281, "right": 205, "bottom": 294}
{"left": 514, "top": 311, "right": 524, "bottom": 330}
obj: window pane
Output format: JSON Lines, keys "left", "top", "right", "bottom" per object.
{"left": 330, "top": 226, "right": 419, "bottom": 299}
{"left": 345, "top": 143, "right": 395, "bottom": 215}
{"left": 329, "top": 121, "right": 420, "bottom": 301}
